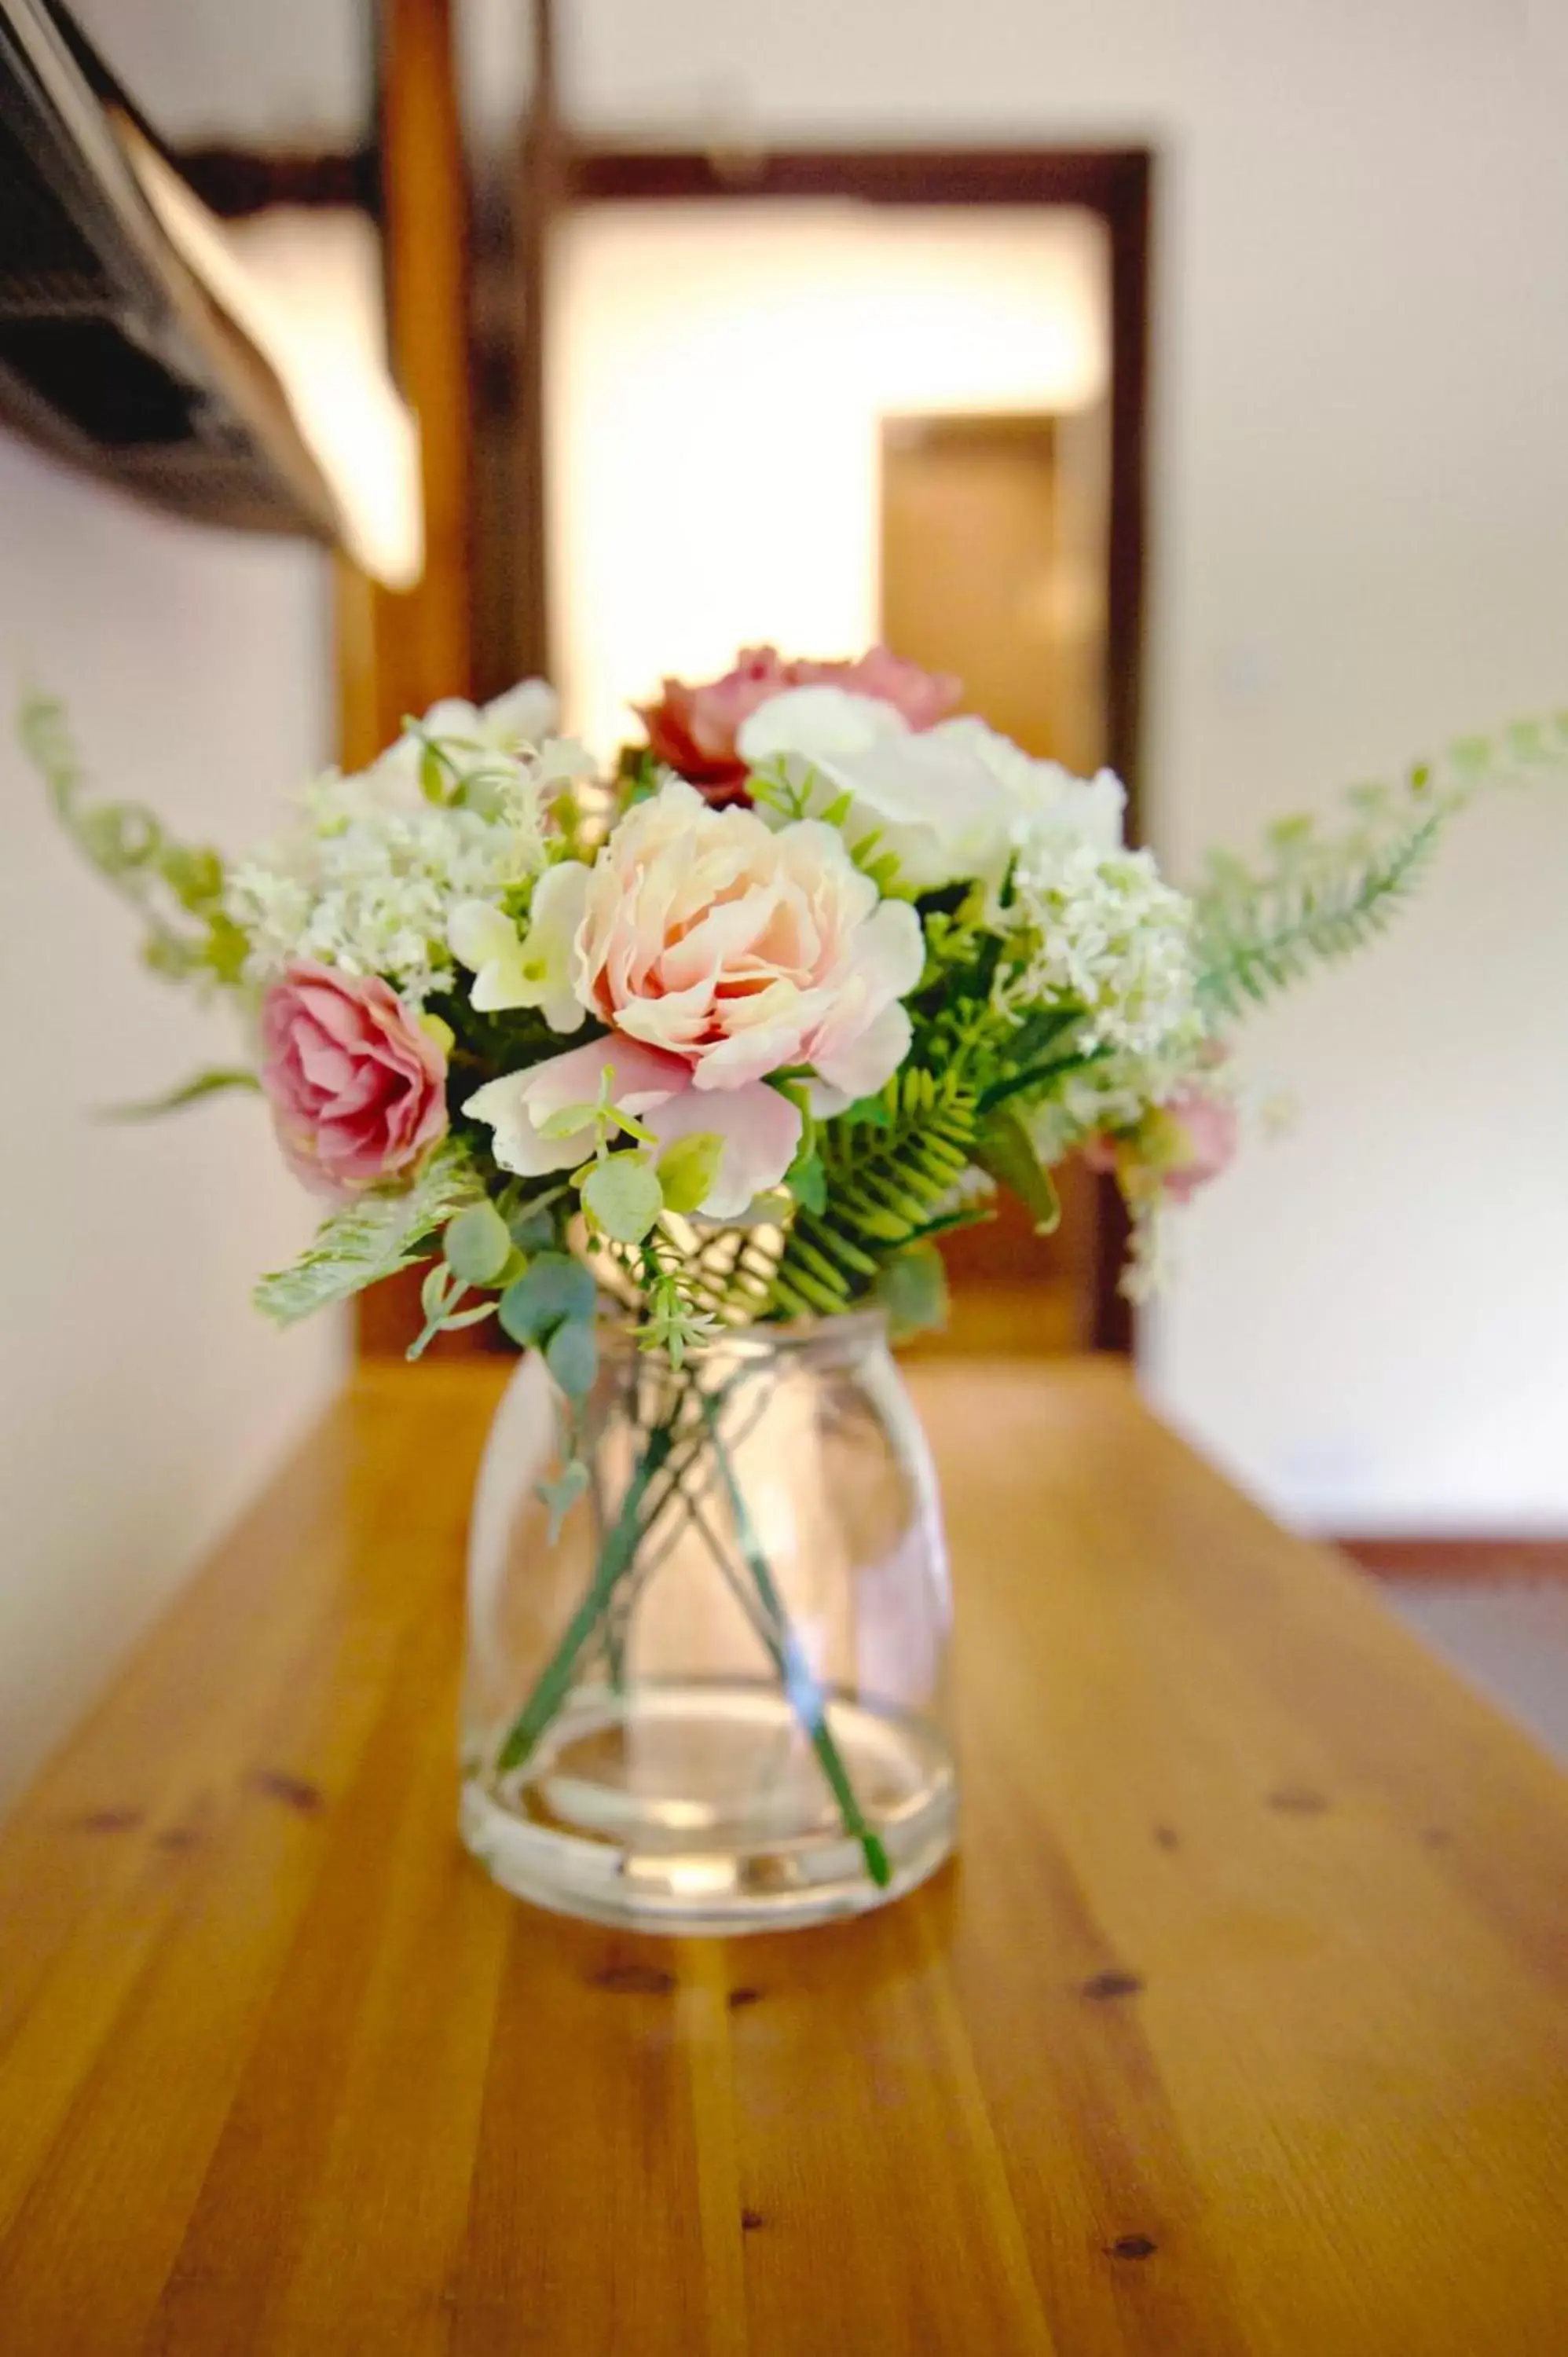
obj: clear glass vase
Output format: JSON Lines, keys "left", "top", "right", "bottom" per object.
{"left": 460, "top": 1310, "right": 956, "bottom": 1934}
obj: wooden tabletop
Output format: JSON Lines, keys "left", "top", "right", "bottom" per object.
{"left": 3, "top": 1359, "right": 1567, "bottom": 2355}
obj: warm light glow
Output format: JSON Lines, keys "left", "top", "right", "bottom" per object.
{"left": 115, "top": 121, "right": 423, "bottom": 590}
{"left": 548, "top": 201, "right": 1109, "bottom": 756}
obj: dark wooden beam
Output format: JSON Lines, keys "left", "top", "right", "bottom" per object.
{"left": 350, "top": 0, "right": 475, "bottom": 1358}
{"left": 562, "top": 146, "right": 1152, "bottom": 212}
{"left": 514, "top": 0, "right": 564, "bottom": 681}
{"left": 171, "top": 145, "right": 379, "bottom": 221}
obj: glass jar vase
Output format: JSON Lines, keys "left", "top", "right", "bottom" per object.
{"left": 460, "top": 1310, "right": 956, "bottom": 1934}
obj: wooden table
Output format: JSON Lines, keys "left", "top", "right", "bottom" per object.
{"left": 3, "top": 1361, "right": 1567, "bottom": 2355}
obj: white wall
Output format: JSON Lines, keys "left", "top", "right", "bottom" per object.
{"left": 551, "top": 0, "right": 1568, "bottom": 1533}
{"left": 549, "top": 202, "right": 1107, "bottom": 752}
{"left": 0, "top": 441, "right": 346, "bottom": 1808}
{"left": 71, "top": 0, "right": 368, "bottom": 145}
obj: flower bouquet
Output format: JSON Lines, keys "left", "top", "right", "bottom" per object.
{"left": 29, "top": 657, "right": 1557, "bottom": 1930}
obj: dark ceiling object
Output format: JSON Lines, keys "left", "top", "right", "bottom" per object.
{"left": 0, "top": 0, "right": 346, "bottom": 536}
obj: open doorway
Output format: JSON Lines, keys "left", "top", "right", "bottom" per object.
{"left": 471, "top": 143, "right": 1152, "bottom": 1353}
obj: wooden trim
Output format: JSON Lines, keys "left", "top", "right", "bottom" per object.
{"left": 562, "top": 146, "right": 1153, "bottom": 213}
{"left": 513, "top": 0, "right": 564, "bottom": 680}
{"left": 170, "top": 145, "right": 379, "bottom": 221}
{"left": 350, "top": 0, "right": 474, "bottom": 1358}
{"left": 1337, "top": 1536, "right": 1568, "bottom": 1582}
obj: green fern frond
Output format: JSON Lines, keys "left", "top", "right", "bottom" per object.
{"left": 1193, "top": 799, "right": 1449, "bottom": 1021}
{"left": 1192, "top": 710, "right": 1568, "bottom": 1023}
{"left": 20, "top": 690, "right": 247, "bottom": 987}
{"left": 768, "top": 1068, "right": 978, "bottom": 1318}
{"left": 254, "top": 1140, "right": 485, "bottom": 1325}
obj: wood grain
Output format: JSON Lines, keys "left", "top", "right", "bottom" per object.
{"left": 2, "top": 1359, "right": 1567, "bottom": 2354}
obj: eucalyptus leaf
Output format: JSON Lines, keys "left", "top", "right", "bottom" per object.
{"left": 544, "top": 1315, "right": 598, "bottom": 1399}
{"left": 498, "top": 1252, "right": 596, "bottom": 1346}
{"left": 534, "top": 1457, "right": 590, "bottom": 1543}
{"left": 656, "top": 1130, "right": 724, "bottom": 1216}
{"left": 441, "top": 1299, "right": 499, "bottom": 1331}
{"left": 537, "top": 1102, "right": 599, "bottom": 1140}
{"left": 583, "top": 1154, "right": 663, "bottom": 1244}
{"left": 507, "top": 1195, "right": 563, "bottom": 1254}
{"left": 442, "top": 1199, "right": 512, "bottom": 1285}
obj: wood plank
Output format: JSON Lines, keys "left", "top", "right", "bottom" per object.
{"left": 1, "top": 1359, "right": 1566, "bottom": 2354}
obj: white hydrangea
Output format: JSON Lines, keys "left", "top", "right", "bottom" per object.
{"left": 230, "top": 775, "right": 547, "bottom": 1004}
{"left": 1025, "top": 1050, "right": 1196, "bottom": 1164}
{"left": 996, "top": 838, "right": 1200, "bottom": 1061}
{"left": 226, "top": 684, "right": 592, "bottom": 1003}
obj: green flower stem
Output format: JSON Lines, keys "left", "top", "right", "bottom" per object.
{"left": 493, "top": 1362, "right": 759, "bottom": 1769}
{"left": 594, "top": 1371, "right": 782, "bottom": 1651}
{"left": 495, "top": 1418, "right": 674, "bottom": 1772}
{"left": 698, "top": 1393, "right": 892, "bottom": 1890}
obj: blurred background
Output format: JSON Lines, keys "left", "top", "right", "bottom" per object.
{"left": 4, "top": 0, "right": 1567, "bottom": 1807}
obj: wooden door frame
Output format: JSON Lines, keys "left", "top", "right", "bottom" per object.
{"left": 527, "top": 142, "right": 1152, "bottom": 1351}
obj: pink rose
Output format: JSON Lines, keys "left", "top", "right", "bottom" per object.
{"left": 1085, "top": 1083, "right": 1240, "bottom": 1205}
{"left": 261, "top": 960, "right": 448, "bottom": 1197}
{"left": 1157, "top": 1087, "right": 1240, "bottom": 1203}
{"left": 465, "top": 779, "right": 924, "bottom": 1219}
{"left": 787, "top": 646, "right": 962, "bottom": 733}
{"left": 636, "top": 644, "right": 962, "bottom": 805}
{"left": 635, "top": 647, "right": 794, "bottom": 804}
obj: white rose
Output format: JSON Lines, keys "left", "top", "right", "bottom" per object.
{"left": 931, "top": 716, "right": 1126, "bottom": 856}
{"left": 738, "top": 687, "right": 1013, "bottom": 892}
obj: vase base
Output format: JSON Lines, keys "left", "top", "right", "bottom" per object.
{"left": 460, "top": 1678, "right": 956, "bottom": 1934}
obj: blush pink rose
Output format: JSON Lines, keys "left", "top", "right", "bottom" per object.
{"left": 464, "top": 778, "right": 925, "bottom": 1219}
{"left": 786, "top": 646, "right": 962, "bottom": 732}
{"left": 635, "top": 647, "right": 794, "bottom": 803}
{"left": 576, "top": 779, "right": 922, "bottom": 1102}
{"left": 1156, "top": 1087, "right": 1240, "bottom": 1204}
{"left": 636, "top": 644, "right": 962, "bottom": 805}
{"left": 261, "top": 960, "right": 448, "bottom": 1197}
{"left": 1085, "top": 1083, "right": 1240, "bottom": 1205}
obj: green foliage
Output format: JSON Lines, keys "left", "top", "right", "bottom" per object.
{"left": 976, "top": 1006, "right": 1095, "bottom": 1114}
{"left": 747, "top": 763, "right": 906, "bottom": 894}
{"left": 873, "top": 1240, "right": 950, "bottom": 1341}
{"left": 498, "top": 1252, "right": 596, "bottom": 1346}
{"left": 408, "top": 1263, "right": 498, "bottom": 1358}
{"left": 544, "top": 1315, "right": 599, "bottom": 1398}
{"left": 1192, "top": 714, "right": 1568, "bottom": 1022}
{"left": 768, "top": 1066, "right": 977, "bottom": 1318}
{"left": 583, "top": 1153, "right": 663, "bottom": 1243}
{"left": 782, "top": 1145, "right": 827, "bottom": 1215}
{"left": 535, "top": 1457, "right": 591, "bottom": 1542}
{"left": 100, "top": 1067, "right": 260, "bottom": 1120}
{"left": 657, "top": 1131, "right": 726, "bottom": 1216}
{"left": 974, "top": 1107, "right": 1061, "bottom": 1234}
{"left": 499, "top": 1249, "right": 599, "bottom": 1406}
{"left": 254, "top": 1140, "right": 484, "bottom": 1325}
{"left": 442, "top": 1199, "right": 513, "bottom": 1285}
{"left": 20, "top": 691, "right": 247, "bottom": 989}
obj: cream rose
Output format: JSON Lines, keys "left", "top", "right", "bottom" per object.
{"left": 465, "top": 780, "right": 924, "bottom": 1219}
{"left": 739, "top": 687, "right": 1127, "bottom": 893}
{"left": 574, "top": 778, "right": 922, "bottom": 1108}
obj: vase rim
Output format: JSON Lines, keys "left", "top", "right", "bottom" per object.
{"left": 595, "top": 1303, "right": 890, "bottom": 1365}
